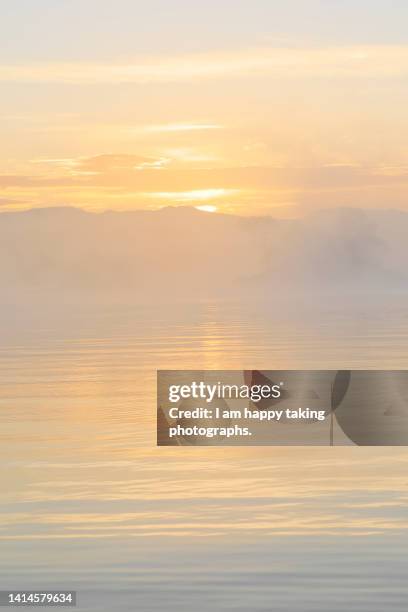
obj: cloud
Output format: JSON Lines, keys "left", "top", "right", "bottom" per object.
{"left": 145, "top": 188, "right": 238, "bottom": 202}
{"left": 141, "top": 123, "right": 223, "bottom": 133}
{"left": 32, "top": 154, "right": 169, "bottom": 174}
{"left": 1, "top": 46, "right": 408, "bottom": 84}
{"left": 3, "top": 158, "right": 408, "bottom": 214}
{"left": 0, "top": 197, "right": 25, "bottom": 206}
{"left": 0, "top": 175, "right": 43, "bottom": 187}
{"left": 75, "top": 154, "right": 160, "bottom": 173}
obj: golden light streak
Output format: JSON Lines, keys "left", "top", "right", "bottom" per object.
{"left": 195, "top": 205, "right": 217, "bottom": 212}
{"left": 148, "top": 188, "right": 237, "bottom": 202}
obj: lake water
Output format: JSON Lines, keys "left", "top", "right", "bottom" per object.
{"left": 1, "top": 297, "right": 407, "bottom": 611}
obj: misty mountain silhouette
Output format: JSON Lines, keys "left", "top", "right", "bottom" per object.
{"left": 2, "top": 206, "right": 408, "bottom": 298}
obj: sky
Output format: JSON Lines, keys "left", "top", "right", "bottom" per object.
{"left": 1, "top": 0, "right": 408, "bottom": 217}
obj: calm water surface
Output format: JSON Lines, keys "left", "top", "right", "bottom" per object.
{"left": 0, "top": 298, "right": 407, "bottom": 611}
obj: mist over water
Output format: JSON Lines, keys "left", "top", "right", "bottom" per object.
{"left": 1, "top": 296, "right": 408, "bottom": 610}
{"left": 3, "top": 206, "right": 408, "bottom": 300}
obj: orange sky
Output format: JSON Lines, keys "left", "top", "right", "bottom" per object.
{"left": 1, "top": 4, "right": 408, "bottom": 217}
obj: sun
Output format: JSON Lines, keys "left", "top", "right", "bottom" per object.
{"left": 195, "top": 205, "right": 218, "bottom": 213}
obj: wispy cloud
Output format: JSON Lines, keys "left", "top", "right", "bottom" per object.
{"left": 3, "top": 158, "right": 408, "bottom": 214}
{"left": 141, "top": 123, "right": 223, "bottom": 133}
{"left": 146, "top": 188, "right": 237, "bottom": 202}
{"left": 31, "top": 154, "right": 169, "bottom": 174}
{"left": 2, "top": 46, "right": 408, "bottom": 84}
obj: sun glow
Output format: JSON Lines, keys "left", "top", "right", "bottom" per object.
{"left": 148, "top": 188, "right": 235, "bottom": 202}
{"left": 195, "top": 205, "right": 217, "bottom": 213}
